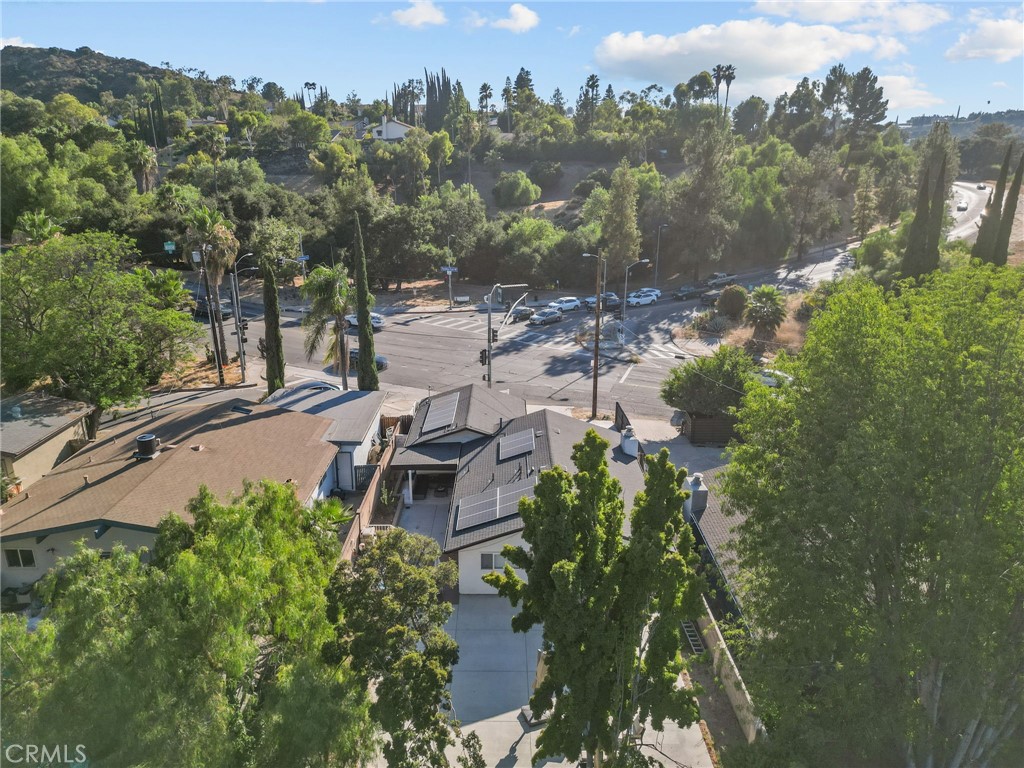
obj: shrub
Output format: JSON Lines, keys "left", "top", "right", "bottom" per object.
{"left": 493, "top": 171, "right": 541, "bottom": 208}
{"left": 707, "top": 316, "right": 731, "bottom": 334}
{"left": 571, "top": 168, "right": 612, "bottom": 199}
{"left": 745, "top": 284, "right": 787, "bottom": 337}
{"left": 691, "top": 310, "right": 715, "bottom": 331}
{"left": 717, "top": 284, "right": 748, "bottom": 320}
{"left": 528, "top": 160, "right": 564, "bottom": 190}
{"left": 660, "top": 344, "right": 756, "bottom": 417}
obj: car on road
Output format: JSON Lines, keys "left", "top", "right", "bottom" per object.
{"left": 706, "top": 272, "right": 737, "bottom": 287}
{"left": 509, "top": 305, "right": 534, "bottom": 322}
{"left": 348, "top": 348, "right": 389, "bottom": 371}
{"left": 192, "top": 296, "right": 234, "bottom": 320}
{"left": 673, "top": 284, "right": 703, "bottom": 301}
{"left": 757, "top": 369, "right": 794, "bottom": 388}
{"left": 977, "top": 183, "right": 987, "bottom": 190}
{"left": 700, "top": 289, "right": 723, "bottom": 306}
{"left": 548, "top": 296, "right": 582, "bottom": 312}
{"left": 344, "top": 311, "right": 386, "bottom": 331}
{"left": 956, "top": 200, "right": 969, "bottom": 212}
{"left": 528, "top": 308, "right": 564, "bottom": 326}
{"left": 584, "top": 292, "right": 621, "bottom": 310}
{"left": 626, "top": 291, "right": 657, "bottom": 307}
{"left": 634, "top": 287, "right": 661, "bottom": 298}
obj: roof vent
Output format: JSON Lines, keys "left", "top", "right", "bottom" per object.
{"left": 133, "top": 433, "right": 161, "bottom": 460}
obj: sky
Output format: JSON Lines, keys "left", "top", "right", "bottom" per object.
{"left": 2, "top": 1, "right": 1022, "bottom": 119}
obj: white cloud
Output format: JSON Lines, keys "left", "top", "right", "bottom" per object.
{"left": 752, "top": 1, "right": 950, "bottom": 34}
{"left": 876, "top": 74, "right": 943, "bottom": 110}
{"left": 594, "top": 19, "right": 886, "bottom": 100}
{"left": 992, "top": 81, "right": 1008, "bottom": 88}
{"left": 946, "top": 17, "right": 1023, "bottom": 63}
{"left": 568, "top": 24, "right": 581, "bottom": 38}
{"left": 492, "top": 3, "right": 539, "bottom": 33}
{"left": 1, "top": 37, "right": 37, "bottom": 48}
{"left": 464, "top": 9, "right": 488, "bottom": 30}
{"left": 390, "top": 0, "right": 446, "bottom": 28}
{"left": 873, "top": 36, "right": 907, "bottom": 59}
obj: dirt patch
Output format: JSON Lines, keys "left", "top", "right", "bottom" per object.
{"left": 687, "top": 656, "right": 747, "bottom": 756}
{"left": 154, "top": 354, "right": 243, "bottom": 391}
{"left": 722, "top": 294, "right": 808, "bottom": 358}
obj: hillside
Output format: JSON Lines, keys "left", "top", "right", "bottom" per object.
{"left": 0, "top": 45, "right": 174, "bottom": 103}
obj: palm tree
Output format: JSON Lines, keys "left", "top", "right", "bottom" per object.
{"left": 301, "top": 264, "right": 351, "bottom": 388}
{"left": 125, "top": 139, "right": 158, "bottom": 194}
{"left": 11, "top": 210, "right": 62, "bottom": 244}
{"left": 478, "top": 82, "right": 492, "bottom": 117}
{"left": 712, "top": 64, "right": 726, "bottom": 117}
{"left": 745, "top": 284, "right": 787, "bottom": 340}
{"left": 722, "top": 65, "right": 737, "bottom": 120}
{"left": 304, "top": 81, "right": 317, "bottom": 108}
{"left": 185, "top": 205, "right": 238, "bottom": 370}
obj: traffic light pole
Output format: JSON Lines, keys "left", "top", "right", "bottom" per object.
{"left": 230, "top": 271, "right": 246, "bottom": 383}
{"left": 486, "top": 285, "right": 496, "bottom": 389}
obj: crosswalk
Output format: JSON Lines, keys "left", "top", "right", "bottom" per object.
{"left": 398, "top": 313, "right": 684, "bottom": 363}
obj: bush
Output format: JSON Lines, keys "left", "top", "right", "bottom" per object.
{"left": 707, "top": 315, "right": 731, "bottom": 334}
{"left": 493, "top": 171, "right": 542, "bottom": 208}
{"left": 692, "top": 310, "right": 715, "bottom": 331}
{"left": 717, "top": 284, "right": 748, "bottom": 320}
{"left": 571, "top": 168, "right": 612, "bottom": 199}
{"left": 660, "top": 345, "right": 756, "bottom": 417}
{"left": 528, "top": 160, "right": 564, "bottom": 190}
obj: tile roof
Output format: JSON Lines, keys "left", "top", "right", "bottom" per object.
{"left": 443, "top": 410, "right": 645, "bottom": 552}
{"left": 407, "top": 384, "right": 526, "bottom": 446}
{"left": 690, "top": 465, "right": 747, "bottom": 600}
{"left": 0, "top": 392, "right": 93, "bottom": 459}
{"left": 263, "top": 387, "right": 386, "bottom": 444}
{"left": 0, "top": 399, "right": 337, "bottom": 541}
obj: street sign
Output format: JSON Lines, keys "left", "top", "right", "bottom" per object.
{"left": 441, "top": 266, "right": 458, "bottom": 274}
{"left": 191, "top": 250, "right": 201, "bottom": 263}
{"left": 297, "top": 254, "right": 310, "bottom": 262}
{"left": 163, "top": 241, "right": 176, "bottom": 253}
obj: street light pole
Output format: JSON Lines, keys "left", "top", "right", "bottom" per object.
{"left": 584, "top": 253, "right": 603, "bottom": 420}
{"left": 622, "top": 258, "right": 651, "bottom": 323}
{"left": 485, "top": 282, "right": 527, "bottom": 390}
{"left": 447, "top": 234, "right": 455, "bottom": 310}
{"left": 232, "top": 252, "right": 256, "bottom": 383}
{"left": 654, "top": 223, "right": 668, "bottom": 290}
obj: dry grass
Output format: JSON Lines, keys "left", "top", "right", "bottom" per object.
{"left": 154, "top": 355, "right": 243, "bottom": 391}
{"left": 722, "top": 294, "right": 808, "bottom": 359}
{"left": 570, "top": 407, "right": 616, "bottom": 421}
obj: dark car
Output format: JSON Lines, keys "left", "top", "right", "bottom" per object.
{"left": 348, "top": 348, "right": 389, "bottom": 371}
{"left": 510, "top": 305, "right": 534, "bottom": 322}
{"left": 584, "top": 292, "right": 621, "bottom": 311}
{"left": 700, "top": 289, "right": 722, "bottom": 306}
{"left": 192, "top": 295, "right": 234, "bottom": 320}
{"left": 673, "top": 284, "right": 703, "bottom": 301}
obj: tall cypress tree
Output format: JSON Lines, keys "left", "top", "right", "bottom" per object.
{"left": 353, "top": 213, "right": 378, "bottom": 392}
{"left": 901, "top": 167, "right": 931, "bottom": 278}
{"left": 993, "top": 154, "right": 1024, "bottom": 267}
{"left": 973, "top": 144, "right": 1013, "bottom": 263}
{"left": 262, "top": 259, "right": 286, "bottom": 395}
{"left": 922, "top": 156, "right": 946, "bottom": 273}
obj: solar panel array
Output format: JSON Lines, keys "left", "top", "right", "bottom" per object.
{"left": 454, "top": 477, "right": 537, "bottom": 532}
{"left": 422, "top": 392, "right": 460, "bottom": 433}
{"left": 498, "top": 428, "right": 535, "bottom": 460}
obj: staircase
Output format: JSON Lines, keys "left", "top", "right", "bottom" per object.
{"left": 681, "top": 621, "right": 706, "bottom": 654}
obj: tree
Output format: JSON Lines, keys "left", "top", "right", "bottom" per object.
{"left": 820, "top": 64, "right": 849, "bottom": 144}
{"left": 185, "top": 205, "right": 238, "bottom": 368}
{"left": 784, "top": 145, "right": 840, "bottom": 260}
{"left": 124, "top": 138, "right": 157, "bottom": 194}
{"left": 712, "top": 64, "right": 726, "bottom": 115}
{"left": 484, "top": 431, "right": 703, "bottom": 766}
{"left": 602, "top": 159, "right": 641, "bottom": 273}
{"left": 0, "top": 481, "right": 376, "bottom": 766}
{"left": 717, "top": 284, "right": 747, "bottom": 320}
{"left": 250, "top": 217, "right": 295, "bottom": 394}
{"left": 852, "top": 167, "right": 877, "bottom": 240}
{"left": 660, "top": 344, "right": 756, "bottom": 418}
{"left": 723, "top": 268, "right": 1024, "bottom": 768}
{"left": 732, "top": 96, "right": 768, "bottom": 142}
{"left": 845, "top": 66, "right": 888, "bottom": 149}
{"left": 11, "top": 209, "right": 62, "bottom": 244}
{"left": 492, "top": 170, "right": 541, "bottom": 208}
{"left": 477, "top": 82, "right": 492, "bottom": 116}
{"left": 745, "top": 284, "right": 787, "bottom": 339}
{"left": 993, "top": 153, "right": 1024, "bottom": 266}
{"left": 352, "top": 213, "right": 378, "bottom": 391}
{"left": 325, "top": 529, "right": 458, "bottom": 767}
{"left": 0, "top": 233, "right": 201, "bottom": 437}
{"left": 427, "top": 130, "right": 454, "bottom": 187}
{"left": 288, "top": 110, "right": 330, "bottom": 150}
{"left": 301, "top": 263, "right": 351, "bottom": 386}
{"left": 457, "top": 112, "right": 481, "bottom": 185}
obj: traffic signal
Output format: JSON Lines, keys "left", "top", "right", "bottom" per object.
{"left": 491, "top": 329, "right": 498, "bottom": 343}
{"left": 239, "top": 321, "right": 249, "bottom": 344}
{"left": 479, "top": 349, "right": 488, "bottom": 366}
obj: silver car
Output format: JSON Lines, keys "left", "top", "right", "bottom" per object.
{"left": 344, "top": 312, "right": 386, "bottom": 331}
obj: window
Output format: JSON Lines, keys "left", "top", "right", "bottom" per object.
{"left": 4, "top": 549, "right": 36, "bottom": 568}
{"left": 480, "top": 553, "right": 505, "bottom": 571}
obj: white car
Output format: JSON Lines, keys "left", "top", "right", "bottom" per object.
{"left": 633, "top": 287, "right": 661, "bottom": 299}
{"left": 956, "top": 200, "right": 969, "bottom": 212}
{"left": 626, "top": 292, "right": 657, "bottom": 307}
{"left": 548, "top": 297, "right": 582, "bottom": 312}
{"left": 344, "top": 311, "right": 386, "bottom": 331}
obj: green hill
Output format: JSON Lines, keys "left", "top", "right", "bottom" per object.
{"left": 1, "top": 45, "right": 173, "bottom": 104}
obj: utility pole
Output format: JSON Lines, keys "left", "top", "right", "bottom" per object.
{"left": 584, "top": 253, "right": 603, "bottom": 420}
{"left": 654, "top": 223, "right": 668, "bottom": 290}
{"left": 447, "top": 235, "right": 455, "bottom": 310}
{"left": 196, "top": 247, "right": 225, "bottom": 386}
{"left": 622, "top": 258, "right": 650, "bottom": 323}
{"left": 486, "top": 282, "right": 527, "bottom": 390}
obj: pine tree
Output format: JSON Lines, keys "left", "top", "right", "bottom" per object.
{"left": 923, "top": 155, "right": 946, "bottom": 273}
{"left": 353, "top": 213, "right": 379, "bottom": 391}
{"left": 993, "top": 153, "right": 1024, "bottom": 267}
{"left": 602, "top": 159, "right": 640, "bottom": 273}
{"left": 901, "top": 166, "right": 931, "bottom": 278}
{"left": 262, "top": 261, "right": 286, "bottom": 394}
{"left": 973, "top": 143, "right": 1013, "bottom": 264}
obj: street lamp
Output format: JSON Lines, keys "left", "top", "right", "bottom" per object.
{"left": 231, "top": 252, "right": 256, "bottom": 383}
{"left": 622, "top": 259, "right": 650, "bottom": 322}
{"left": 583, "top": 253, "right": 604, "bottom": 420}
{"left": 485, "top": 282, "right": 528, "bottom": 389}
{"left": 654, "top": 223, "right": 668, "bottom": 290}
{"left": 446, "top": 234, "right": 455, "bottom": 310}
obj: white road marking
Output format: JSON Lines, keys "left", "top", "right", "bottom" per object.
{"left": 619, "top": 364, "right": 635, "bottom": 383}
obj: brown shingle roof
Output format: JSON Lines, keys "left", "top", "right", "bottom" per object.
{"left": 1, "top": 392, "right": 93, "bottom": 459}
{"left": 0, "top": 399, "right": 337, "bottom": 541}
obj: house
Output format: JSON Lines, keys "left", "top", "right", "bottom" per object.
{"left": 1, "top": 393, "right": 94, "bottom": 490}
{"left": 370, "top": 116, "right": 414, "bottom": 142}
{"left": 264, "top": 387, "right": 387, "bottom": 493}
{"left": 0, "top": 399, "right": 337, "bottom": 591}
{"left": 684, "top": 466, "right": 747, "bottom": 614}
{"left": 391, "top": 385, "right": 645, "bottom": 594}
{"left": 337, "top": 118, "right": 370, "bottom": 140}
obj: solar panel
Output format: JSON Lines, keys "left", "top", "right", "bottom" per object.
{"left": 499, "top": 429, "right": 535, "bottom": 460}
{"left": 422, "top": 392, "right": 460, "bottom": 433}
{"left": 454, "top": 477, "right": 537, "bottom": 532}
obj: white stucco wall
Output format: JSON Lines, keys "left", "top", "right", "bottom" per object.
{"left": 1, "top": 526, "right": 157, "bottom": 590}
{"left": 6, "top": 419, "right": 89, "bottom": 489}
{"left": 457, "top": 532, "right": 528, "bottom": 595}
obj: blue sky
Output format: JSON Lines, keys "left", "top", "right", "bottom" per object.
{"left": 3, "top": 1, "right": 1022, "bottom": 118}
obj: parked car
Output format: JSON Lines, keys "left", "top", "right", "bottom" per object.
{"left": 673, "top": 284, "right": 703, "bottom": 301}
{"left": 584, "top": 292, "right": 621, "bottom": 310}
{"left": 509, "top": 305, "right": 535, "bottom": 322}
{"left": 528, "top": 308, "right": 564, "bottom": 326}
{"left": 548, "top": 296, "right": 582, "bottom": 312}
{"left": 344, "top": 311, "right": 386, "bottom": 331}
{"left": 706, "top": 272, "right": 737, "bottom": 287}
{"left": 700, "top": 289, "right": 722, "bottom": 306}
{"left": 634, "top": 287, "right": 661, "bottom": 298}
{"left": 192, "top": 295, "right": 234, "bottom": 320}
{"left": 757, "top": 369, "right": 794, "bottom": 388}
{"left": 626, "top": 291, "right": 657, "bottom": 307}
{"left": 348, "top": 348, "right": 389, "bottom": 371}
{"left": 956, "top": 200, "right": 969, "bottom": 212}
{"left": 977, "top": 183, "right": 987, "bottom": 190}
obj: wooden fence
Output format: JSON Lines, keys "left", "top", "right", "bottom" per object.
{"left": 340, "top": 434, "right": 398, "bottom": 562}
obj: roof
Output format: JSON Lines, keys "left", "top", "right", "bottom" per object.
{"left": 443, "top": 410, "right": 645, "bottom": 552}
{"left": 0, "top": 399, "right": 337, "bottom": 541}
{"left": 408, "top": 384, "right": 526, "bottom": 446}
{"left": 264, "top": 387, "right": 386, "bottom": 444}
{"left": 0, "top": 392, "right": 93, "bottom": 460}
{"left": 391, "top": 437, "right": 462, "bottom": 471}
{"left": 689, "top": 466, "right": 747, "bottom": 602}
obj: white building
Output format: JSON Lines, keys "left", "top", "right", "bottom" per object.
{"left": 370, "top": 116, "right": 414, "bottom": 142}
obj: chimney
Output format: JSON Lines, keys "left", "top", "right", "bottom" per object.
{"left": 684, "top": 474, "right": 708, "bottom": 521}
{"left": 83, "top": 475, "right": 89, "bottom": 487}
{"left": 619, "top": 426, "right": 639, "bottom": 458}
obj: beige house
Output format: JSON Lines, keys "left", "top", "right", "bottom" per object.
{"left": 1, "top": 393, "right": 93, "bottom": 490}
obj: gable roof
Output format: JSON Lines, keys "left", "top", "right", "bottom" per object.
{"left": 443, "top": 410, "right": 645, "bottom": 552}
{"left": 407, "top": 384, "right": 526, "bottom": 446}
{"left": 0, "top": 392, "right": 93, "bottom": 460}
{"left": 264, "top": 387, "right": 386, "bottom": 444}
{"left": 0, "top": 399, "right": 336, "bottom": 541}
